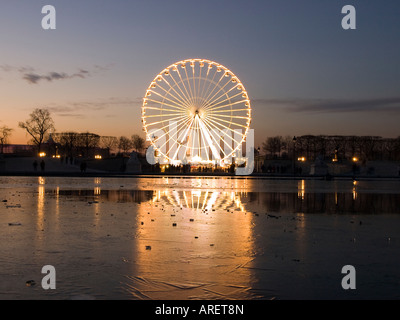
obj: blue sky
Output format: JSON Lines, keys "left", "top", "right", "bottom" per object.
{"left": 1, "top": 0, "right": 399, "bottom": 146}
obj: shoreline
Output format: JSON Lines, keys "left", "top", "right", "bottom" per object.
{"left": 1, "top": 171, "right": 400, "bottom": 181}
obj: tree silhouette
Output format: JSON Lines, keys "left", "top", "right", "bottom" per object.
{"left": 100, "top": 136, "right": 118, "bottom": 156}
{"left": 53, "top": 132, "right": 79, "bottom": 159}
{"left": 131, "top": 134, "right": 145, "bottom": 153}
{"left": 18, "top": 108, "right": 55, "bottom": 152}
{"left": 118, "top": 136, "right": 133, "bottom": 155}
{"left": 77, "top": 132, "right": 100, "bottom": 158}
{"left": 0, "top": 126, "right": 13, "bottom": 154}
{"left": 262, "top": 136, "right": 283, "bottom": 157}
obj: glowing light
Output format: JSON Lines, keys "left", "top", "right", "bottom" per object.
{"left": 353, "top": 186, "right": 357, "bottom": 200}
{"left": 297, "top": 157, "right": 306, "bottom": 162}
{"left": 191, "top": 155, "right": 202, "bottom": 163}
{"left": 39, "top": 152, "right": 46, "bottom": 157}
{"left": 95, "top": 155, "right": 102, "bottom": 159}
{"left": 298, "top": 179, "right": 305, "bottom": 200}
{"left": 352, "top": 157, "right": 358, "bottom": 162}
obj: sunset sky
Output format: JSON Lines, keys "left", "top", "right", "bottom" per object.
{"left": 1, "top": 0, "right": 399, "bottom": 147}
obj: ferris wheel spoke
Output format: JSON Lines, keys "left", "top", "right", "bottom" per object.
{"left": 192, "top": 118, "right": 198, "bottom": 156}
{"left": 189, "top": 117, "right": 198, "bottom": 157}
{"left": 170, "top": 65, "right": 192, "bottom": 105}
{"left": 197, "top": 63, "right": 203, "bottom": 107}
{"left": 201, "top": 76, "right": 234, "bottom": 110}
{"left": 151, "top": 80, "right": 191, "bottom": 108}
{"left": 144, "top": 112, "right": 187, "bottom": 118}
{"left": 203, "top": 88, "right": 244, "bottom": 111}
{"left": 168, "top": 115, "right": 194, "bottom": 147}
{"left": 206, "top": 114, "right": 250, "bottom": 129}
{"left": 169, "top": 118, "right": 195, "bottom": 160}
{"left": 157, "top": 116, "right": 194, "bottom": 155}
{"left": 154, "top": 117, "right": 193, "bottom": 153}
{"left": 198, "top": 69, "right": 224, "bottom": 108}
{"left": 199, "top": 65, "right": 218, "bottom": 107}
{"left": 145, "top": 98, "right": 188, "bottom": 111}
{"left": 183, "top": 65, "right": 196, "bottom": 107}
{"left": 208, "top": 114, "right": 250, "bottom": 120}
{"left": 198, "top": 117, "right": 224, "bottom": 160}
{"left": 201, "top": 116, "right": 237, "bottom": 148}
{"left": 168, "top": 67, "right": 194, "bottom": 106}
{"left": 202, "top": 83, "right": 241, "bottom": 110}
{"left": 198, "top": 129, "right": 205, "bottom": 158}
{"left": 191, "top": 62, "right": 198, "bottom": 107}
{"left": 145, "top": 97, "right": 186, "bottom": 111}
{"left": 209, "top": 108, "right": 251, "bottom": 113}
{"left": 199, "top": 71, "right": 227, "bottom": 109}
{"left": 204, "top": 99, "right": 249, "bottom": 112}
{"left": 199, "top": 70, "right": 234, "bottom": 109}
{"left": 144, "top": 113, "right": 188, "bottom": 128}
{"left": 198, "top": 120, "right": 211, "bottom": 160}
{"left": 144, "top": 106, "right": 189, "bottom": 114}
{"left": 203, "top": 116, "right": 246, "bottom": 142}
{"left": 174, "top": 65, "right": 195, "bottom": 106}
{"left": 185, "top": 121, "right": 196, "bottom": 158}
{"left": 200, "top": 119, "right": 231, "bottom": 159}
{"left": 201, "top": 119, "right": 237, "bottom": 150}
{"left": 147, "top": 115, "right": 192, "bottom": 144}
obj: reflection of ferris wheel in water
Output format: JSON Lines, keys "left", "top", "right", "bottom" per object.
{"left": 152, "top": 189, "right": 247, "bottom": 212}
{"left": 142, "top": 59, "right": 251, "bottom": 165}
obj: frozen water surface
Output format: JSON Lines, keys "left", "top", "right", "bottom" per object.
{"left": 0, "top": 176, "right": 399, "bottom": 300}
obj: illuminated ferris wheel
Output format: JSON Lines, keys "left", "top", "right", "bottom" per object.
{"left": 142, "top": 59, "right": 251, "bottom": 165}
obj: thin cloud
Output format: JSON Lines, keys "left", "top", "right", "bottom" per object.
{"left": 57, "top": 113, "right": 85, "bottom": 118}
{"left": 46, "top": 97, "right": 141, "bottom": 118}
{"left": 23, "top": 69, "right": 91, "bottom": 84}
{"left": 253, "top": 97, "right": 400, "bottom": 114}
{"left": 0, "top": 65, "right": 16, "bottom": 72}
{"left": 0, "top": 64, "right": 111, "bottom": 84}
{"left": 0, "top": 65, "right": 34, "bottom": 73}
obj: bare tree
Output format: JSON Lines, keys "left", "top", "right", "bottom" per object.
{"left": 53, "top": 132, "right": 79, "bottom": 158}
{"left": 280, "top": 135, "right": 294, "bottom": 158}
{"left": 100, "top": 136, "right": 118, "bottom": 156}
{"left": 262, "top": 136, "right": 283, "bottom": 158}
{"left": 77, "top": 132, "right": 100, "bottom": 158}
{"left": 131, "top": 134, "right": 145, "bottom": 153}
{"left": 118, "top": 136, "right": 133, "bottom": 154}
{"left": 0, "top": 125, "right": 13, "bottom": 154}
{"left": 299, "top": 135, "right": 317, "bottom": 160}
{"left": 314, "top": 135, "right": 328, "bottom": 160}
{"left": 359, "top": 136, "right": 381, "bottom": 162}
{"left": 18, "top": 108, "right": 55, "bottom": 152}
{"left": 395, "top": 137, "right": 400, "bottom": 161}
